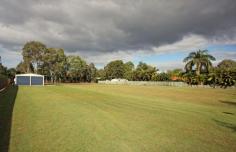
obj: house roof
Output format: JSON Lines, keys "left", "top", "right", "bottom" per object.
{"left": 15, "top": 73, "right": 44, "bottom": 77}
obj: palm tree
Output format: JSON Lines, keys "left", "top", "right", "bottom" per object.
{"left": 183, "top": 50, "right": 216, "bottom": 75}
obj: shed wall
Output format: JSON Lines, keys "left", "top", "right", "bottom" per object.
{"left": 16, "top": 76, "right": 30, "bottom": 85}
{"left": 31, "top": 77, "right": 44, "bottom": 85}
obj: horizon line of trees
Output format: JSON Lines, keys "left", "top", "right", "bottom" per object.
{"left": 0, "top": 41, "right": 236, "bottom": 88}
{"left": 182, "top": 50, "right": 236, "bottom": 88}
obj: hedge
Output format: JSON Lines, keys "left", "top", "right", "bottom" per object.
{"left": 0, "top": 75, "right": 9, "bottom": 90}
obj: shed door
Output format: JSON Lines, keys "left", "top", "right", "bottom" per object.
{"left": 31, "top": 76, "right": 43, "bottom": 85}
{"left": 17, "top": 76, "right": 30, "bottom": 85}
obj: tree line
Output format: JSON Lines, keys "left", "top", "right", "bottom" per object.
{"left": 182, "top": 50, "right": 236, "bottom": 88}
{"left": 0, "top": 41, "right": 235, "bottom": 87}
{"left": 13, "top": 41, "right": 175, "bottom": 83}
{"left": 15, "top": 41, "right": 97, "bottom": 83}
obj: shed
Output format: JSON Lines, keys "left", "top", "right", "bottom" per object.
{"left": 15, "top": 73, "right": 44, "bottom": 86}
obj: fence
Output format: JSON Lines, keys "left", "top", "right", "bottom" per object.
{"left": 98, "top": 80, "right": 236, "bottom": 88}
{"left": 98, "top": 80, "right": 188, "bottom": 87}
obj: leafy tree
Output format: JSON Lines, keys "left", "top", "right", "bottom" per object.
{"left": 215, "top": 69, "right": 235, "bottom": 88}
{"left": 86, "top": 63, "right": 97, "bottom": 82}
{"left": 124, "top": 61, "right": 134, "bottom": 80}
{"left": 167, "top": 68, "right": 183, "bottom": 81}
{"left": 6, "top": 68, "right": 16, "bottom": 84}
{"left": 156, "top": 72, "right": 171, "bottom": 81}
{"left": 96, "top": 69, "right": 106, "bottom": 80}
{"left": 67, "top": 56, "right": 87, "bottom": 82}
{"left": 40, "top": 48, "right": 58, "bottom": 82}
{"left": 133, "top": 62, "right": 158, "bottom": 81}
{"left": 104, "top": 60, "right": 125, "bottom": 79}
{"left": 183, "top": 50, "right": 216, "bottom": 75}
{"left": 183, "top": 72, "right": 198, "bottom": 85}
{"left": 0, "top": 64, "right": 7, "bottom": 76}
{"left": 22, "top": 41, "right": 47, "bottom": 73}
{"left": 207, "top": 60, "right": 236, "bottom": 88}
{"left": 53, "top": 49, "right": 67, "bottom": 82}
{"left": 16, "top": 61, "right": 34, "bottom": 74}
{"left": 40, "top": 48, "right": 67, "bottom": 83}
{"left": 217, "top": 59, "right": 236, "bottom": 70}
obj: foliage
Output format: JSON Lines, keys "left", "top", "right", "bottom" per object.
{"left": 215, "top": 69, "right": 235, "bottom": 88}
{"left": 217, "top": 59, "right": 236, "bottom": 70}
{"left": 132, "top": 62, "right": 158, "bottom": 81}
{"left": 0, "top": 64, "right": 7, "bottom": 76}
{"left": 7, "top": 43, "right": 236, "bottom": 87}
{"left": 0, "top": 75, "right": 8, "bottom": 90}
{"left": 0, "top": 61, "right": 16, "bottom": 86}
{"left": 6, "top": 68, "right": 16, "bottom": 82}
{"left": 182, "top": 72, "right": 198, "bottom": 85}
{"left": 156, "top": 72, "right": 171, "bottom": 81}
{"left": 183, "top": 49, "right": 216, "bottom": 75}
{"left": 104, "top": 60, "right": 125, "bottom": 79}
{"left": 96, "top": 69, "right": 106, "bottom": 80}
{"left": 18, "top": 41, "right": 98, "bottom": 83}
{"left": 16, "top": 61, "right": 34, "bottom": 74}
{"left": 207, "top": 61, "right": 236, "bottom": 88}
{"left": 124, "top": 61, "right": 134, "bottom": 80}
{"left": 22, "top": 41, "right": 47, "bottom": 73}
{"left": 40, "top": 48, "right": 67, "bottom": 82}
{"left": 167, "top": 69, "right": 183, "bottom": 81}
{"left": 67, "top": 56, "right": 87, "bottom": 82}
{"left": 86, "top": 63, "right": 97, "bottom": 82}
{"left": 183, "top": 58, "right": 236, "bottom": 88}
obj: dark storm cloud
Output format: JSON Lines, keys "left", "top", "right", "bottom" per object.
{"left": 0, "top": 0, "right": 236, "bottom": 55}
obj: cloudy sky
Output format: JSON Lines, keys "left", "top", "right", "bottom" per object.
{"left": 0, "top": 0, "right": 236, "bottom": 70}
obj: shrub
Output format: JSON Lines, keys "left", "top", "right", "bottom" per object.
{"left": 0, "top": 75, "right": 8, "bottom": 90}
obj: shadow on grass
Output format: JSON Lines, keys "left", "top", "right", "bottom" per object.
{"left": 222, "top": 112, "right": 234, "bottom": 115}
{"left": 213, "top": 119, "right": 236, "bottom": 132}
{"left": 0, "top": 86, "right": 18, "bottom": 152}
{"left": 219, "top": 100, "right": 236, "bottom": 107}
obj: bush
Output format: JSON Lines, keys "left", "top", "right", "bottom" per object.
{"left": 208, "top": 67, "right": 236, "bottom": 88}
{"left": 156, "top": 73, "right": 171, "bottom": 81}
{"left": 0, "top": 75, "right": 8, "bottom": 90}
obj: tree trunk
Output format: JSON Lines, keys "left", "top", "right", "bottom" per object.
{"left": 27, "top": 64, "right": 30, "bottom": 73}
{"left": 196, "top": 63, "right": 201, "bottom": 76}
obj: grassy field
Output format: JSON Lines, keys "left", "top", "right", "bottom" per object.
{"left": 0, "top": 84, "right": 236, "bottom": 152}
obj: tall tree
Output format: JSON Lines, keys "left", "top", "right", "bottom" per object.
{"left": 0, "top": 64, "right": 7, "bottom": 76}
{"left": 7, "top": 68, "right": 16, "bottom": 83}
{"left": 104, "top": 60, "right": 125, "bottom": 79}
{"left": 183, "top": 50, "right": 216, "bottom": 75}
{"left": 208, "top": 59, "right": 236, "bottom": 88}
{"left": 217, "top": 59, "right": 236, "bottom": 70}
{"left": 53, "top": 49, "right": 67, "bottom": 82}
{"left": 133, "top": 62, "right": 158, "bottom": 81}
{"left": 167, "top": 68, "right": 183, "bottom": 81}
{"left": 16, "top": 61, "right": 34, "bottom": 74}
{"left": 41, "top": 48, "right": 67, "bottom": 83}
{"left": 22, "top": 41, "right": 47, "bottom": 73}
{"left": 96, "top": 69, "right": 105, "bottom": 80}
{"left": 124, "top": 61, "right": 134, "bottom": 80}
{"left": 86, "top": 63, "right": 97, "bottom": 82}
{"left": 67, "top": 56, "right": 87, "bottom": 82}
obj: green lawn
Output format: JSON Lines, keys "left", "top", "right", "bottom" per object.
{"left": 0, "top": 84, "right": 236, "bottom": 152}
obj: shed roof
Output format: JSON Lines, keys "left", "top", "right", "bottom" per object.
{"left": 15, "top": 73, "right": 44, "bottom": 77}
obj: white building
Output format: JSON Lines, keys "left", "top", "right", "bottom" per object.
{"left": 15, "top": 73, "right": 44, "bottom": 86}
